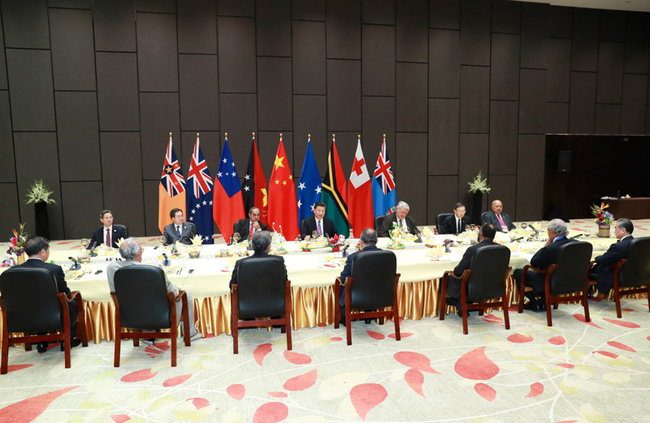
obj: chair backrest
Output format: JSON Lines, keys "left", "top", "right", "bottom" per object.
{"left": 114, "top": 266, "right": 172, "bottom": 330}
{"left": 618, "top": 237, "right": 650, "bottom": 288}
{"left": 0, "top": 267, "right": 63, "bottom": 333}
{"left": 348, "top": 250, "right": 397, "bottom": 309}
{"left": 375, "top": 215, "right": 386, "bottom": 232}
{"left": 465, "top": 244, "right": 511, "bottom": 302}
{"left": 437, "top": 213, "right": 454, "bottom": 234}
{"left": 236, "top": 257, "right": 287, "bottom": 319}
{"left": 548, "top": 241, "right": 593, "bottom": 295}
{"left": 480, "top": 211, "right": 489, "bottom": 223}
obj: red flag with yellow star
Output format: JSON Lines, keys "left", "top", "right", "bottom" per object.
{"left": 267, "top": 135, "right": 299, "bottom": 240}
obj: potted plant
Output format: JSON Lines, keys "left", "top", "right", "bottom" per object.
{"left": 591, "top": 202, "right": 614, "bottom": 237}
{"left": 468, "top": 171, "right": 491, "bottom": 225}
{"left": 25, "top": 179, "right": 56, "bottom": 239}
{"left": 7, "top": 223, "right": 28, "bottom": 265}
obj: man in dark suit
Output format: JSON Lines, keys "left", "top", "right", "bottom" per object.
{"left": 593, "top": 218, "right": 634, "bottom": 298}
{"left": 514, "top": 219, "right": 575, "bottom": 311}
{"left": 446, "top": 224, "right": 497, "bottom": 315}
{"left": 163, "top": 208, "right": 197, "bottom": 245}
{"left": 18, "top": 236, "right": 80, "bottom": 352}
{"left": 231, "top": 206, "right": 267, "bottom": 244}
{"left": 300, "top": 202, "right": 337, "bottom": 240}
{"left": 440, "top": 202, "right": 472, "bottom": 235}
{"left": 481, "top": 199, "right": 516, "bottom": 232}
{"left": 229, "top": 231, "right": 287, "bottom": 289}
{"left": 378, "top": 201, "right": 421, "bottom": 238}
{"left": 89, "top": 209, "right": 128, "bottom": 249}
{"left": 338, "top": 228, "right": 386, "bottom": 325}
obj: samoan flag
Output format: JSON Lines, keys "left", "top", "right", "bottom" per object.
{"left": 372, "top": 137, "right": 397, "bottom": 217}
{"left": 297, "top": 139, "right": 322, "bottom": 224}
{"left": 186, "top": 136, "right": 214, "bottom": 244}
{"left": 212, "top": 136, "right": 245, "bottom": 243}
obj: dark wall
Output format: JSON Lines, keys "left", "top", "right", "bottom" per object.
{"left": 1, "top": 0, "right": 649, "bottom": 240}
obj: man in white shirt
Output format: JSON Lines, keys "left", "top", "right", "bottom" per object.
{"left": 89, "top": 210, "right": 128, "bottom": 249}
{"left": 481, "top": 200, "right": 516, "bottom": 232}
{"left": 300, "top": 202, "right": 337, "bottom": 240}
{"left": 378, "top": 201, "right": 421, "bottom": 237}
{"left": 163, "top": 208, "right": 197, "bottom": 245}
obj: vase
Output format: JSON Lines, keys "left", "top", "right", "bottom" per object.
{"left": 597, "top": 225, "right": 610, "bottom": 238}
{"left": 471, "top": 192, "right": 483, "bottom": 225}
{"left": 15, "top": 254, "right": 25, "bottom": 265}
{"left": 35, "top": 202, "right": 50, "bottom": 240}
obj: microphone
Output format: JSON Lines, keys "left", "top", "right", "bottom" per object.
{"left": 570, "top": 233, "right": 583, "bottom": 239}
{"left": 88, "top": 241, "right": 97, "bottom": 257}
{"left": 68, "top": 256, "right": 81, "bottom": 270}
{"left": 162, "top": 252, "right": 170, "bottom": 267}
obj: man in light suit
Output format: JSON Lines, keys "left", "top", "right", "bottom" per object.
{"left": 593, "top": 218, "right": 635, "bottom": 298}
{"left": 440, "top": 202, "right": 472, "bottom": 235}
{"left": 163, "top": 208, "right": 197, "bottom": 245}
{"left": 481, "top": 199, "right": 516, "bottom": 232}
{"left": 231, "top": 207, "right": 267, "bottom": 244}
{"left": 514, "top": 219, "right": 575, "bottom": 311}
{"left": 300, "top": 202, "right": 337, "bottom": 240}
{"left": 89, "top": 210, "right": 128, "bottom": 249}
{"left": 18, "top": 236, "right": 80, "bottom": 352}
{"left": 378, "top": 201, "right": 421, "bottom": 238}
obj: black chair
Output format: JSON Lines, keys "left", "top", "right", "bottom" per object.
{"left": 480, "top": 211, "right": 490, "bottom": 224}
{"left": 375, "top": 215, "right": 386, "bottom": 232}
{"left": 1, "top": 267, "right": 87, "bottom": 374}
{"left": 440, "top": 245, "right": 511, "bottom": 335}
{"left": 111, "top": 266, "right": 191, "bottom": 367}
{"left": 334, "top": 250, "right": 401, "bottom": 345}
{"left": 608, "top": 237, "right": 650, "bottom": 318}
{"left": 231, "top": 257, "right": 292, "bottom": 354}
{"left": 436, "top": 213, "right": 454, "bottom": 234}
{"left": 517, "top": 242, "right": 593, "bottom": 326}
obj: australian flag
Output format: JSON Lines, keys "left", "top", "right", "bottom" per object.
{"left": 297, "top": 139, "right": 322, "bottom": 224}
{"left": 186, "top": 136, "right": 214, "bottom": 244}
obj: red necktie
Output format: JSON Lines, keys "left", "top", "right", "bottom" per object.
{"left": 250, "top": 221, "right": 254, "bottom": 238}
{"left": 106, "top": 228, "right": 110, "bottom": 247}
{"left": 497, "top": 214, "right": 506, "bottom": 227}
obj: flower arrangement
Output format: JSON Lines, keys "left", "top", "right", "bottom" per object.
{"left": 25, "top": 179, "right": 56, "bottom": 204}
{"left": 388, "top": 222, "right": 404, "bottom": 248}
{"left": 591, "top": 202, "right": 614, "bottom": 227}
{"left": 326, "top": 234, "right": 346, "bottom": 252}
{"left": 7, "top": 223, "right": 28, "bottom": 257}
{"left": 468, "top": 171, "right": 491, "bottom": 194}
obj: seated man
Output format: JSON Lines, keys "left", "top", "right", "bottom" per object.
{"left": 514, "top": 219, "right": 574, "bottom": 311}
{"left": 229, "top": 231, "right": 287, "bottom": 289}
{"left": 338, "top": 228, "right": 388, "bottom": 325}
{"left": 593, "top": 218, "right": 634, "bottom": 298}
{"left": 447, "top": 223, "right": 497, "bottom": 315}
{"left": 107, "top": 238, "right": 202, "bottom": 342}
{"left": 18, "top": 236, "right": 81, "bottom": 352}
{"left": 163, "top": 208, "right": 197, "bottom": 245}
{"left": 440, "top": 202, "right": 471, "bottom": 235}
{"left": 89, "top": 209, "right": 128, "bottom": 249}
{"left": 300, "top": 202, "right": 336, "bottom": 240}
{"left": 378, "top": 201, "right": 421, "bottom": 237}
{"left": 482, "top": 199, "right": 516, "bottom": 232}
{"left": 231, "top": 206, "right": 267, "bottom": 243}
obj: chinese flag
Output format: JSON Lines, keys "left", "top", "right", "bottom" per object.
{"left": 348, "top": 136, "right": 374, "bottom": 237}
{"left": 267, "top": 135, "right": 299, "bottom": 240}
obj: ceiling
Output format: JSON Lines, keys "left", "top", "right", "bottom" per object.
{"left": 512, "top": 0, "right": 650, "bottom": 13}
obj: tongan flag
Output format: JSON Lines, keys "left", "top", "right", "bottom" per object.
{"left": 297, "top": 136, "right": 321, "bottom": 224}
{"left": 242, "top": 133, "right": 268, "bottom": 225}
{"left": 348, "top": 136, "right": 374, "bottom": 237}
{"left": 186, "top": 135, "right": 214, "bottom": 244}
{"left": 321, "top": 134, "right": 349, "bottom": 236}
{"left": 158, "top": 133, "right": 186, "bottom": 234}
{"left": 212, "top": 134, "right": 244, "bottom": 243}
{"left": 267, "top": 134, "right": 300, "bottom": 240}
{"left": 372, "top": 134, "right": 397, "bottom": 217}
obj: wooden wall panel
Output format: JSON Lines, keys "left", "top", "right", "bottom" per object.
{"left": 571, "top": 9, "right": 600, "bottom": 72}
{"left": 362, "top": 97, "right": 396, "bottom": 155}
{"left": 429, "top": 98, "right": 459, "bottom": 175}
{"left": 257, "top": 0, "right": 291, "bottom": 57}
{"left": 460, "top": 66, "right": 489, "bottom": 134}
{"left": 396, "top": 63, "right": 427, "bottom": 132}
{"left": 596, "top": 42, "right": 624, "bottom": 104}
{"left": 458, "top": 134, "right": 488, "bottom": 212}
{"left": 0, "top": 183, "right": 20, "bottom": 237}
{"left": 177, "top": 0, "right": 217, "bottom": 54}
{"left": 93, "top": 0, "right": 136, "bottom": 52}
{"left": 136, "top": 0, "right": 174, "bottom": 13}
{"left": 624, "top": 13, "right": 650, "bottom": 74}
{"left": 362, "top": 25, "right": 395, "bottom": 97}
{"left": 327, "top": 0, "right": 361, "bottom": 59}
{"left": 61, "top": 182, "right": 104, "bottom": 239}
{"left": 217, "top": 0, "right": 254, "bottom": 17}
{"left": 362, "top": 0, "right": 394, "bottom": 25}
{"left": 395, "top": 133, "right": 427, "bottom": 224}
{"left": 96, "top": 52, "right": 139, "bottom": 131}
{"left": 292, "top": 0, "right": 325, "bottom": 21}
{"left": 427, "top": 175, "right": 459, "bottom": 224}
{"left": 595, "top": 104, "right": 621, "bottom": 134}
{"left": 516, "top": 135, "right": 545, "bottom": 220}
{"left": 549, "top": 5, "right": 573, "bottom": 39}
{"left": 621, "top": 74, "right": 648, "bottom": 134}
{"left": 293, "top": 21, "right": 326, "bottom": 95}
{"left": 396, "top": 0, "right": 428, "bottom": 63}
{"left": 521, "top": 3, "right": 549, "bottom": 70}
{"left": 460, "top": 0, "right": 491, "bottom": 66}
{"left": 6, "top": 49, "right": 55, "bottom": 131}
{"left": 569, "top": 72, "right": 597, "bottom": 133}
{"left": 143, "top": 179, "right": 161, "bottom": 235}
{"left": 599, "top": 10, "right": 626, "bottom": 42}
{"left": 492, "top": 0, "right": 520, "bottom": 34}
{"left": 294, "top": 95, "right": 327, "bottom": 173}
{"left": 100, "top": 132, "right": 145, "bottom": 236}
{"left": 48, "top": 0, "right": 91, "bottom": 8}
{"left": 489, "top": 101, "right": 518, "bottom": 175}
{"left": 1, "top": 0, "right": 49, "bottom": 49}
{"left": 429, "top": 0, "right": 459, "bottom": 30}
{"left": 50, "top": 9, "right": 95, "bottom": 91}
{"left": 140, "top": 93, "right": 181, "bottom": 179}
{"left": 179, "top": 54, "right": 220, "bottom": 131}
{"left": 219, "top": 93, "right": 258, "bottom": 164}
{"left": 0, "top": 91, "right": 15, "bottom": 182}
{"left": 519, "top": 69, "right": 546, "bottom": 134}
{"left": 136, "top": 13, "right": 178, "bottom": 92}
{"left": 327, "top": 60, "right": 361, "bottom": 132}
{"left": 546, "top": 38, "right": 572, "bottom": 103}
{"left": 429, "top": 29, "right": 460, "bottom": 99}
{"left": 491, "top": 33, "right": 520, "bottom": 101}
{"left": 546, "top": 102, "right": 569, "bottom": 134}
{"left": 0, "top": 22, "right": 6, "bottom": 90}
{"left": 55, "top": 92, "right": 101, "bottom": 181}
{"left": 218, "top": 17, "right": 256, "bottom": 93}
{"left": 258, "top": 57, "right": 292, "bottom": 131}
